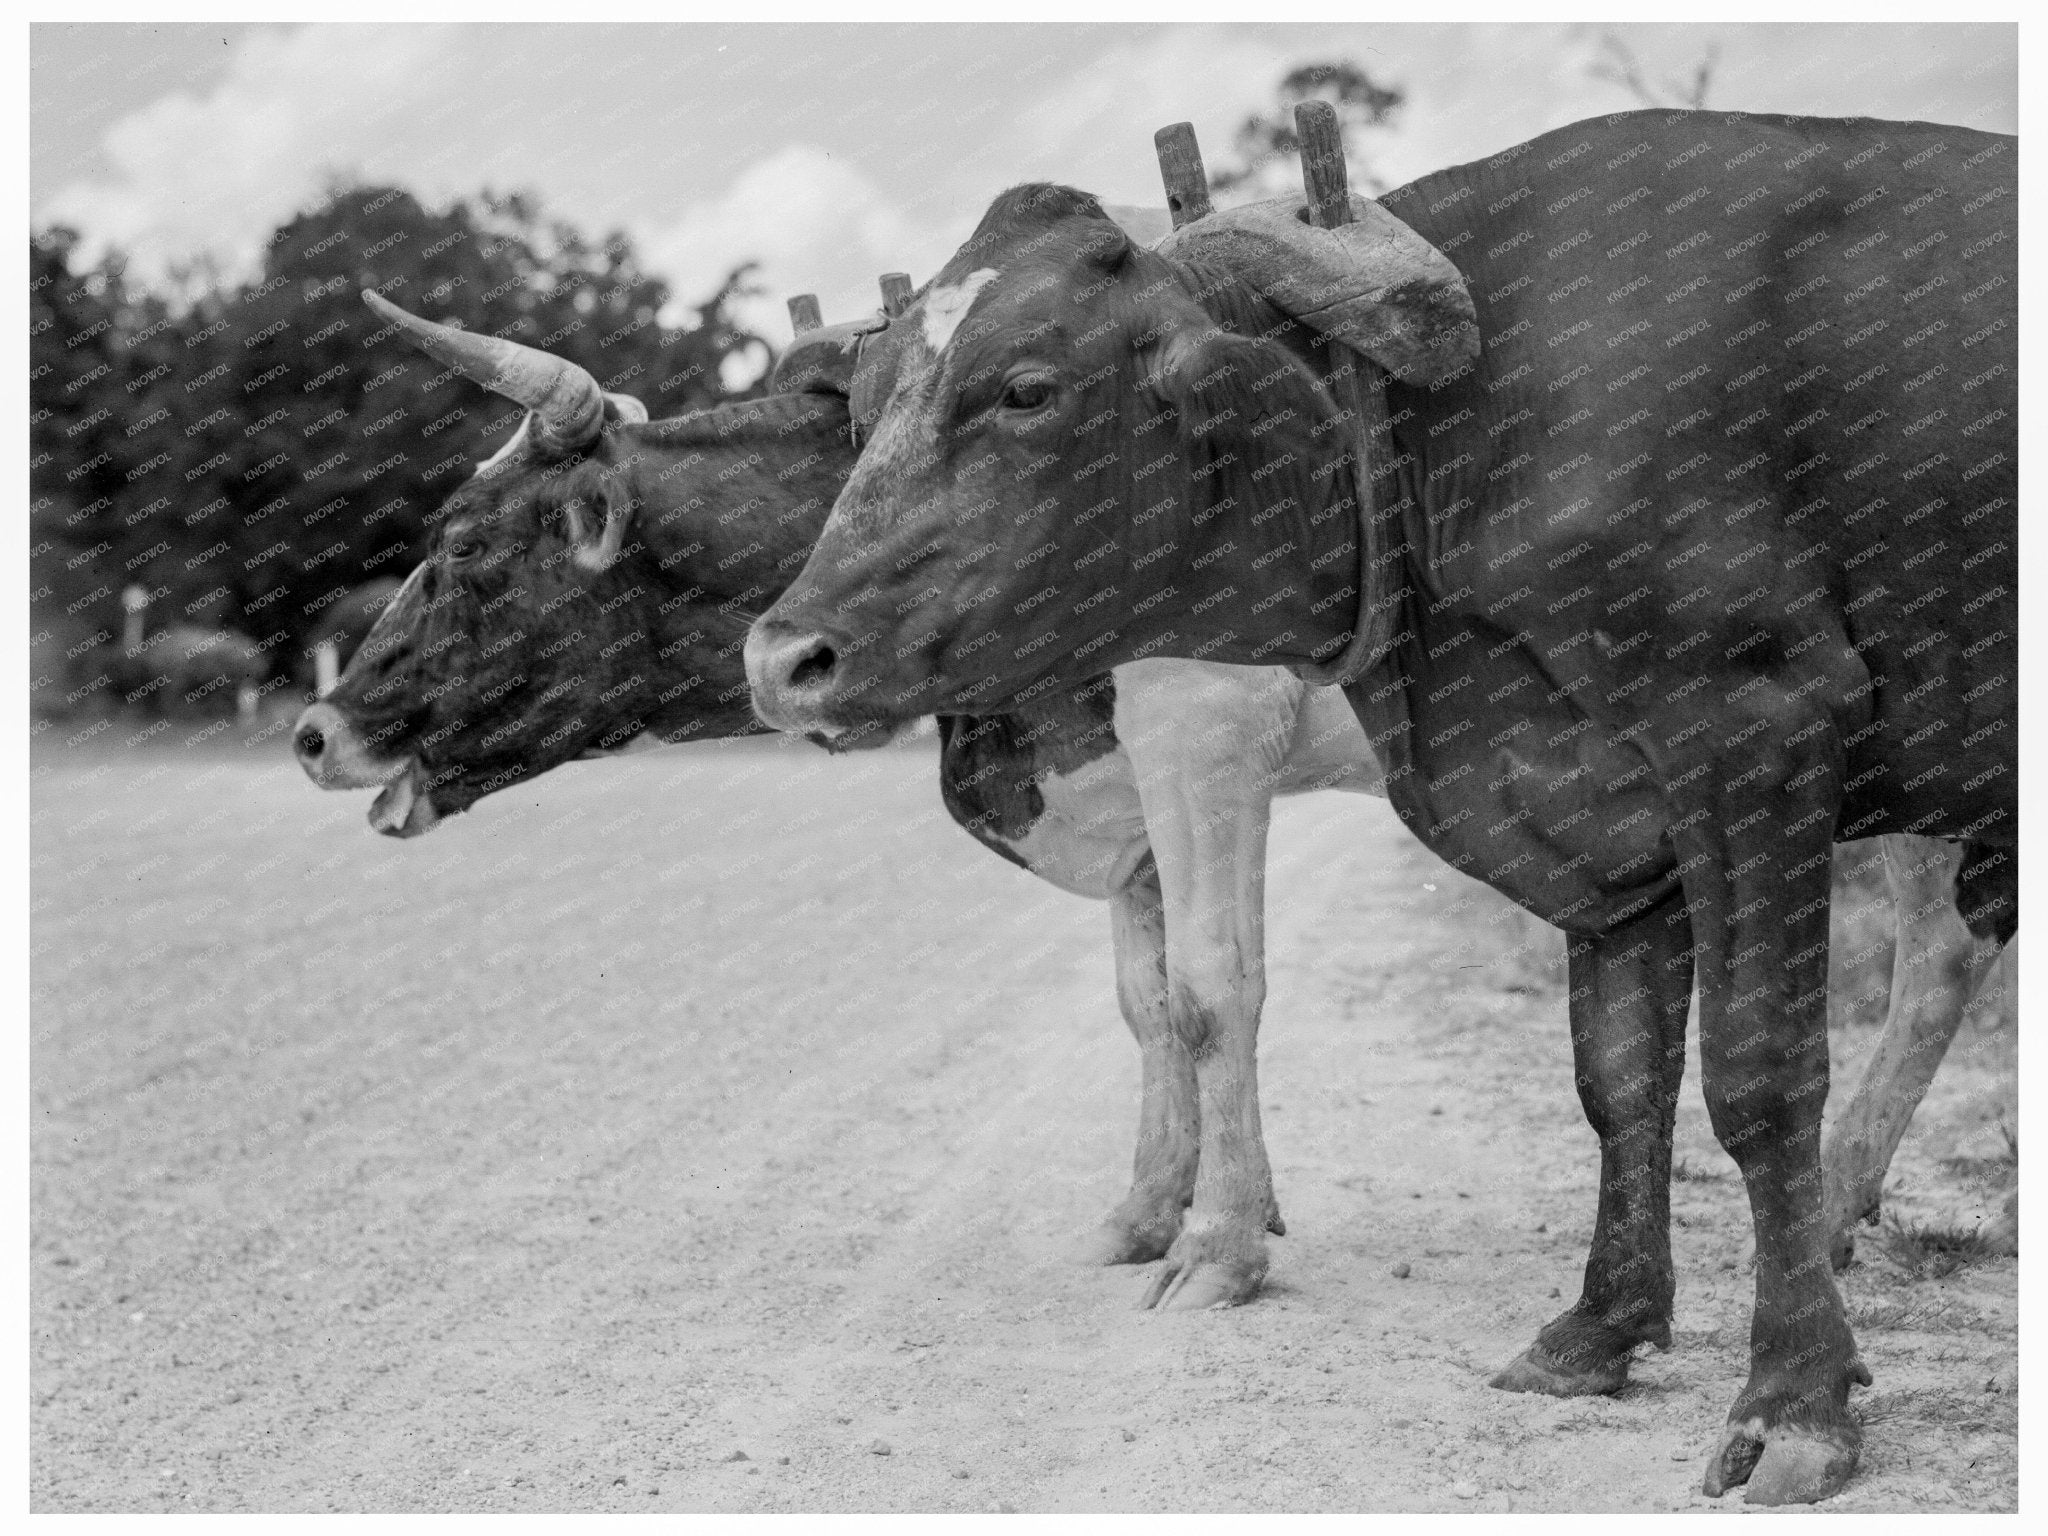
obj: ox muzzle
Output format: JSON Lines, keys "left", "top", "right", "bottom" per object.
{"left": 293, "top": 701, "right": 441, "bottom": 838}
{"left": 743, "top": 619, "right": 907, "bottom": 753}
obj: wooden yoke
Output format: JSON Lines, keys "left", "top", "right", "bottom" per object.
{"left": 1289, "top": 102, "right": 1397, "bottom": 686}
{"left": 1295, "top": 102, "right": 1395, "bottom": 510}
{"left": 776, "top": 288, "right": 892, "bottom": 395}
{"left": 1151, "top": 108, "right": 1396, "bottom": 687}
{"left": 878, "top": 273, "right": 914, "bottom": 318}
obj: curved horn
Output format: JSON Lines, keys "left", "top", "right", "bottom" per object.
{"left": 362, "top": 289, "right": 605, "bottom": 456}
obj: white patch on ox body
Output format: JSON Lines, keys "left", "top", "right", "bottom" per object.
{"left": 975, "top": 665, "right": 1389, "bottom": 904}
{"left": 1273, "top": 684, "right": 1385, "bottom": 796}
{"left": 921, "top": 269, "right": 1001, "bottom": 355}
{"left": 986, "top": 747, "right": 1150, "bottom": 901}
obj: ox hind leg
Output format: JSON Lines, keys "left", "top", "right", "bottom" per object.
{"left": 1074, "top": 856, "right": 1204, "bottom": 1266}
{"left": 1493, "top": 894, "right": 1692, "bottom": 1396}
{"left": 1821, "top": 835, "right": 2007, "bottom": 1268}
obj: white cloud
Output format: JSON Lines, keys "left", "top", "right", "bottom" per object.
{"left": 1014, "top": 26, "right": 1296, "bottom": 208}
{"left": 639, "top": 144, "right": 976, "bottom": 347}
{"left": 1009, "top": 24, "right": 1623, "bottom": 207}
{"left": 1373, "top": 24, "right": 1622, "bottom": 187}
{"left": 41, "top": 24, "right": 467, "bottom": 286}
{"left": 41, "top": 19, "right": 2011, "bottom": 346}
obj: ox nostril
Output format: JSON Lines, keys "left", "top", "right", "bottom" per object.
{"left": 295, "top": 724, "right": 326, "bottom": 762}
{"left": 788, "top": 641, "right": 837, "bottom": 692}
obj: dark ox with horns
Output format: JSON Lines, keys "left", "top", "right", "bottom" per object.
{"left": 294, "top": 290, "right": 849, "bottom": 834}
{"left": 294, "top": 289, "right": 1392, "bottom": 1295}
{"left": 745, "top": 110, "right": 2017, "bottom": 1504}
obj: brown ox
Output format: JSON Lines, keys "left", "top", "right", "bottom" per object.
{"left": 745, "top": 111, "right": 2017, "bottom": 1502}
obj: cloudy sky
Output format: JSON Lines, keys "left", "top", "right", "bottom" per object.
{"left": 31, "top": 22, "right": 2017, "bottom": 346}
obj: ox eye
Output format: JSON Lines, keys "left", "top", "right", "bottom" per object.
{"left": 1001, "top": 376, "right": 1055, "bottom": 413}
{"left": 445, "top": 538, "right": 483, "bottom": 563}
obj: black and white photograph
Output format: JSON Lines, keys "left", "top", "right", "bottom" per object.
{"left": 25, "top": 14, "right": 2022, "bottom": 1514}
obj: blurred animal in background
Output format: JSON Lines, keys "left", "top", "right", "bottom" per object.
{"left": 111, "top": 585, "right": 266, "bottom": 723}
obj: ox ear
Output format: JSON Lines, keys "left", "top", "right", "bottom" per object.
{"left": 1146, "top": 325, "right": 1352, "bottom": 540}
{"left": 1155, "top": 193, "right": 1478, "bottom": 386}
{"left": 548, "top": 472, "right": 637, "bottom": 573}
{"left": 770, "top": 316, "right": 887, "bottom": 398}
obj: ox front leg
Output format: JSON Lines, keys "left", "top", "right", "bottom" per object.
{"left": 1820, "top": 835, "right": 2005, "bottom": 1269}
{"left": 1133, "top": 798, "right": 1282, "bottom": 1312}
{"left": 1666, "top": 693, "right": 1868, "bottom": 1506}
{"left": 1493, "top": 897, "right": 1691, "bottom": 1396}
{"left": 1074, "top": 858, "right": 1202, "bottom": 1266}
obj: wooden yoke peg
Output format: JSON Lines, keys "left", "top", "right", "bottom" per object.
{"left": 1295, "top": 100, "right": 1352, "bottom": 231}
{"left": 1295, "top": 98, "right": 1395, "bottom": 681}
{"left": 1153, "top": 122, "right": 1215, "bottom": 230}
{"left": 786, "top": 293, "right": 824, "bottom": 336}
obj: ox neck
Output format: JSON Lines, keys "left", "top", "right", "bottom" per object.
{"left": 1160, "top": 265, "right": 1384, "bottom": 673}
{"left": 1168, "top": 465, "right": 1361, "bottom": 672}
{"left": 616, "top": 398, "right": 854, "bottom": 621}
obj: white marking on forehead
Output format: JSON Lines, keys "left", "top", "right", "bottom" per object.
{"left": 922, "top": 268, "right": 1001, "bottom": 354}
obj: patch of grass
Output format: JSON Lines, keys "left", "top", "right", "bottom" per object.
{"left": 1859, "top": 1385, "right": 2017, "bottom": 1435}
{"left": 1872, "top": 1213, "right": 2004, "bottom": 1279}
{"left": 1849, "top": 1296, "right": 1965, "bottom": 1334}
{"left": 1939, "top": 1153, "right": 2017, "bottom": 1181}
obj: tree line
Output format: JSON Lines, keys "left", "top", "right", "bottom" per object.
{"left": 30, "top": 183, "right": 767, "bottom": 723}
{"left": 30, "top": 56, "right": 1408, "bottom": 731}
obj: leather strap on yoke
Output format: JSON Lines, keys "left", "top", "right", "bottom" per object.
{"left": 1288, "top": 355, "right": 1402, "bottom": 690}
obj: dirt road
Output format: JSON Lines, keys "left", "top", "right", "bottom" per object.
{"left": 30, "top": 732, "right": 2017, "bottom": 1511}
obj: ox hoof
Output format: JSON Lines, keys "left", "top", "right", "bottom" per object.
{"left": 1702, "top": 1421, "right": 1860, "bottom": 1506}
{"left": 1072, "top": 1210, "right": 1179, "bottom": 1268}
{"left": 1138, "top": 1226, "right": 1268, "bottom": 1311}
{"left": 1140, "top": 1260, "right": 1263, "bottom": 1311}
{"left": 1265, "top": 1199, "right": 1287, "bottom": 1238}
{"left": 1488, "top": 1344, "right": 1628, "bottom": 1398}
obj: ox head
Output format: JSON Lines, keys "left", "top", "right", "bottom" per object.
{"left": 295, "top": 291, "right": 857, "bottom": 835}
{"left": 746, "top": 182, "right": 1475, "bottom": 741}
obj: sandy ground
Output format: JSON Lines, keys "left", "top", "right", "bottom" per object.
{"left": 30, "top": 728, "right": 2017, "bottom": 1512}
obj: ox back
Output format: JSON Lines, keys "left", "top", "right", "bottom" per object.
{"left": 1343, "top": 111, "right": 2014, "bottom": 931}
